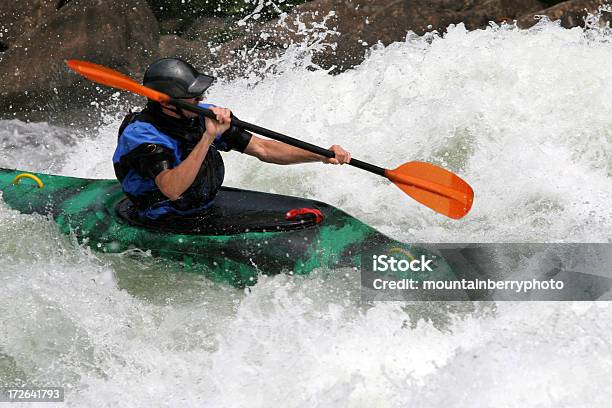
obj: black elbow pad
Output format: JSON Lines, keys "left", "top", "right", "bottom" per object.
{"left": 125, "top": 143, "right": 174, "bottom": 179}
{"left": 227, "top": 126, "right": 252, "bottom": 153}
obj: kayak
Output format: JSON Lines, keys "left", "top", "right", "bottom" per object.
{"left": 0, "top": 168, "right": 455, "bottom": 287}
{"left": 1, "top": 168, "right": 608, "bottom": 300}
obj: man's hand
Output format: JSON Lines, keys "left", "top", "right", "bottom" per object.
{"left": 203, "top": 106, "right": 232, "bottom": 138}
{"left": 323, "top": 145, "right": 351, "bottom": 165}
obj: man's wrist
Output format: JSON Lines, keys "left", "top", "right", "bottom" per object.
{"left": 201, "top": 130, "right": 217, "bottom": 143}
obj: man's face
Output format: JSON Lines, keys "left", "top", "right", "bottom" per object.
{"left": 182, "top": 96, "right": 203, "bottom": 104}
{"left": 179, "top": 96, "right": 202, "bottom": 118}
{"left": 161, "top": 95, "right": 203, "bottom": 118}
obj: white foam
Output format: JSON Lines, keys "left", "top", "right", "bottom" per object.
{"left": 1, "top": 18, "right": 612, "bottom": 407}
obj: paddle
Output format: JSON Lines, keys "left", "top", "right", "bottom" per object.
{"left": 65, "top": 59, "right": 474, "bottom": 219}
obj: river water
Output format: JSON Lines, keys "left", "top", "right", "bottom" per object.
{"left": 1, "top": 19, "right": 612, "bottom": 407}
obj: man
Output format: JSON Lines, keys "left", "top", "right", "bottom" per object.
{"left": 113, "top": 58, "right": 351, "bottom": 219}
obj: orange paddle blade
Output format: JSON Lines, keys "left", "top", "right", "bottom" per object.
{"left": 385, "top": 162, "right": 474, "bottom": 219}
{"left": 65, "top": 60, "right": 170, "bottom": 103}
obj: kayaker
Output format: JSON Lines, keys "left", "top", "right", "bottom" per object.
{"left": 113, "top": 58, "right": 351, "bottom": 219}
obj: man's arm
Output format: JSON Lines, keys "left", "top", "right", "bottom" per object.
{"left": 155, "top": 131, "right": 216, "bottom": 200}
{"left": 243, "top": 135, "right": 351, "bottom": 165}
{"left": 155, "top": 106, "right": 232, "bottom": 201}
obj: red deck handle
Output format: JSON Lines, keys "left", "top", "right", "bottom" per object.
{"left": 285, "top": 208, "right": 324, "bottom": 223}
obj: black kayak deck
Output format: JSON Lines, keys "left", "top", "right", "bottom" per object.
{"left": 115, "top": 186, "right": 324, "bottom": 235}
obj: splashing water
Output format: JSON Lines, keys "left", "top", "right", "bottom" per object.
{"left": 1, "top": 18, "right": 612, "bottom": 407}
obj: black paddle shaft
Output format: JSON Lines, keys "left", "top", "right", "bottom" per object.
{"left": 171, "top": 99, "right": 387, "bottom": 177}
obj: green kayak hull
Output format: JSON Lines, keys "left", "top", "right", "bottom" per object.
{"left": 0, "top": 168, "right": 456, "bottom": 287}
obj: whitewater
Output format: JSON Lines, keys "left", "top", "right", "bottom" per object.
{"left": 1, "top": 18, "right": 612, "bottom": 407}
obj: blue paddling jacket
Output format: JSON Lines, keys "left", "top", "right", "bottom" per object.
{"left": 113, "top": 102, "right": 252, "bottom": 219}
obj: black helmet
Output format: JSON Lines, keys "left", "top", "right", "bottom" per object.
{"left": 143, "top": 58, "right": 215, "bottom": 99}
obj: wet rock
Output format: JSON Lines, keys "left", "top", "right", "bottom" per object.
{"left": 517, "top": 0, "right": 610, "bottom": 28}
{"left": 0, "top": 0, "right": 159, "bottom": 113}
{"left": 183, "top": 17, "right": 234, "bottom": 43}
{"left": 159, "top": 17, "right": 185, "bottom": 35}
{"left": 0, "top": 1, "right": 59, "bottom": 47}
{"left": 216, "top": 0, "right": 546, "bottom": 74}
{"left": 158, "top": 35, "right": 217, "bottom": 69}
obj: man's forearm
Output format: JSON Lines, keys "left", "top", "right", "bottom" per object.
{"left": 262, "top": 140, "right": 324, "bottom": 165}
{"left": 155, "top": 133, "right": 215, "bottom": 200}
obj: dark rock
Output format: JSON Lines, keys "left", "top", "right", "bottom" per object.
{"left": 158, "top": 35, "right": 217, "bottom": 69}
{"left": 0, "top": 0, "right": 159, "bottom": 113}
{"left": 216, "top": 0, "right": 546, "bottom": 74}
{"left": 0, "top": 1, "right": 59, "bottom": 47}
{"left": 517, "top": 0, "right": 610, "bottom": 28}
{"left": 184, "top": 16, "right": 248, "bottom": 48}
{"left": 159, "top": 17, "right": 185, "bottom": 35}
{"left": 183, "top": 17, "right": 232, "bottom": 42}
